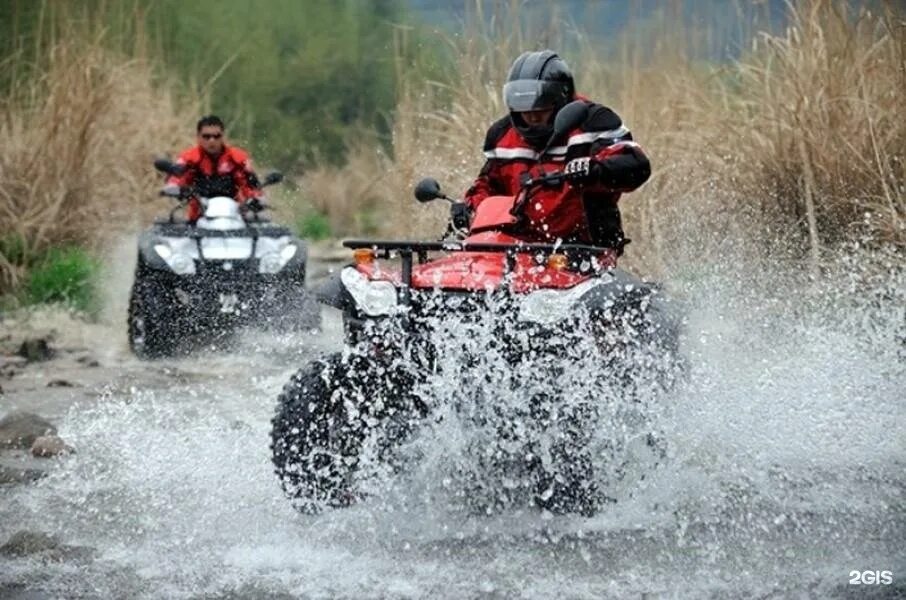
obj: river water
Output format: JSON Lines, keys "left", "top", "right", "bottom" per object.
{"left": 1, "top": 249, "right": 903, "bottom": 599}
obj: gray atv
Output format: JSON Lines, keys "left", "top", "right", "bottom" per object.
{"left": 128, "top": 159, "right": 319, "bottom": 358}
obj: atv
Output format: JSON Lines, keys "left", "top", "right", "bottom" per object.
{"left": 271, "top": 102, "right": 683, "bottom": 514}
{"left": 127, "top": 159, "right": 319, "bottom": 358}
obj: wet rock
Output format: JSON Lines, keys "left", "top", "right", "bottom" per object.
{"left": 0, "top": 465, "right": 46, "bottom": 484}
{"left": 229, "top": 419, "right": 252, "bottom": 432}
{"left": 0, "top": 582, "right": 55, "bottom": 600}
{"left": 77, "top": 355, "right": 101, "bottom": 367}
{"left": 17, "top": 338, "right": 55, "bottom": 362}
{"left": 0, "top": 411, "right": 57, "bottom": 449}
{"left": 47, "top": 379, "right": 77, "bottom": 388}
{"left": 1, "top": 355, "right": 28, "bottom": 368}
{"left": 1, "top": 355, "right": 28, "bottom": 377}
{"left": 0, "top": 531, "right": 60, "bottom": 556}
{"left": 200, "top": 585, "right": 299, "bottom": 600}
{"left": 31, "top": 435, "right": 75, "bottom": 457}
{"left": 0, "top": 530, "right": 95, "bottom": 563}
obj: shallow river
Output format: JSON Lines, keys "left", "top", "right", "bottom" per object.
{"left": 1, "top": 253, "right": 903, "bottom": 599}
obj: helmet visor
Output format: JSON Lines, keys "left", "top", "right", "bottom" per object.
{"left": 503, "top": 79, "right": 564, "bottom": 112}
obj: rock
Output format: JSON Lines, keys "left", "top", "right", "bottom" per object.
{"left": 31, "top": 435, "right": 75, "bottom": 457}
{"left": 0, "top": 582, "right": 54, "bottom": 600}
{"left": 47, "top": 379, "right": 77, "bottom": 388}
{"left": 77, "top": 355, "right": 101, "bottom": 367}
{"left": 0, "top": 355, "right": 28, "bottom": 373}
{"left": 0, "top": 531, "right": 60, "bottom": 556}
{"left": 0, "top": 411, "right": 57, "bottom": 449}
{"left": 229, "top": 419, "right": 252, "bottom": 432}
{"left": 1, "top": 354, "right": 27, "bottom": 364}
{"left": 0, "top": 465, "right": 46, "bottom": 484}
{"left": 17, "top": 338, "right": 55, "bottom": 362}
{"left": 0, "top": 530, "right": 95, "bottom": 563}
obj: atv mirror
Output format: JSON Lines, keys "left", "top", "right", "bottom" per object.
{"left": 263, "top": 171, "right": 283, "bottom": 187}
{"left": 553, "top": 100, "right": 589, "bottom": 138}
{"left": 538, "top": 100, "right": 590, "bottom": 158}
{"left": 414, "top": 178, "right": 444, "bottom": 203}
{"left": 153, "top": 158, "right": 186, "bottom": 176}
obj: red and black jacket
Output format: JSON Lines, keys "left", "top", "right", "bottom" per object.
{"left": 167, "top": 145, "right": 260, "bottom": 221}
{"left": 464, "top": 99, "right": 650, "bottom": 248}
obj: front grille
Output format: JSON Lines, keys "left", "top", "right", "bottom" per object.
{"left": 194, "top": 260, "right": 259, "bottom": 277}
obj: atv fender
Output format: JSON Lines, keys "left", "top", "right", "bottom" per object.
{"left": 580, "top": 269, "right": 681, "bottom": 328}
{"left": 137, "top": 231, "right": 171, "bottom": 271}
{"left": 314, "top": 268, "right": 355, "bottom": 311}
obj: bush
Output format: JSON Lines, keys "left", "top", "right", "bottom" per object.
{"left": 24, "top": 247, "right": 101, "bottom": 314}
{"left": 296, "top": 211, "right": 333, "bottom": 241}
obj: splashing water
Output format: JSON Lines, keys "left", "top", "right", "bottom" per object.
{"left": 1, "top": 248, "right": 903, "bottom": 599}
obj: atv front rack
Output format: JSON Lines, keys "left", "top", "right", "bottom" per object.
{"left": 343, "top": 239, "right": 614, "bottom": 303}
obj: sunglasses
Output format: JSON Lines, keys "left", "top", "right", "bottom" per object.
{"left": 201, "top": 133, "right": 223, "bottom": 140}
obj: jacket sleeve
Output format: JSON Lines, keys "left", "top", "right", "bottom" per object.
{"left": 230, "top": 148, "right": 261, "bottom": 201}
{"left": 464, "top": 159, "right": 506, "bottom": 210}
{"left": 574, "top": 105, "right": 651, "bottom": 193}
{"left": 592, "top": 141, "right": 651, "bottom": 192}
{"left": 464, "top": 117, "right": 511, "bottom": 210}
{"left": 167, "top": 148, "right": 196, "bottom": 188}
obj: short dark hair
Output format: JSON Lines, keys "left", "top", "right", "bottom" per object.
{"left": 196, "top": 115, "right": 225, "bottom": 133}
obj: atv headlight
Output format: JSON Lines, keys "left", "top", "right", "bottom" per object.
{"left": 340, "top": 267, "right": 398, "bottom": 316}
{"left": 258, "top": 252, "right": 284, "bottom": 274}
{"left": 518, "top": 279, "right": 603, "bottom": 325}
{"left": 256, "top": 239, "right": 298, "bottom": 274}
{"left": 153, "top": 243, "right": 195, "bottom": 275}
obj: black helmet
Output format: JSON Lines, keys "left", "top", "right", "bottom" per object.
{"left": 504, "top": 50, "right": 576, "bottom": 147}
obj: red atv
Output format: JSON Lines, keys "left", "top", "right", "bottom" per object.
{"left": 271, "top": 102, "right": 682, "bottom": 514}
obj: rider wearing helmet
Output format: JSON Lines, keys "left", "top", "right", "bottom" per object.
{"left": 462, "top": 50, "right": 651, "bottom": 250}
{"left": 163, "top": 115, "right": 264, "bottom": 222}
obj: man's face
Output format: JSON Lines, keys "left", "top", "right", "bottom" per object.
{"left": 197, "top": 125, "right": 225, "bottom": 154}
{"left": 519, "top": 108, "right": 554, "bottom": 127}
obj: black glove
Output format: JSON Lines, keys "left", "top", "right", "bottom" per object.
{"left": 246, "top": 197, "right": 266, "bottom": 212}
{"left": 563, "top": 157, "right": 599, "bottom": 184}
{"left": 450, "top": 203, "right": 471, "bottom": 229}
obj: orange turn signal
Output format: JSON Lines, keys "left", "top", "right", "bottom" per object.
{"left": 547, "top": 253, "right": 568, "bottom": 270}
{"left": 353, "top": 248, "right": 375, "bottom": 265}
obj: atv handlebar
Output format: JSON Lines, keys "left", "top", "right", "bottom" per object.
{"left": 520, "top": 169, "right": 568, "bottom": 189}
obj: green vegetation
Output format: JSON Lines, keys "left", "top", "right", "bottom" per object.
{"left": 24, "top": 247, "right": 101, "bottom": 314}
{"left": 1, "top": 0, "right": 438, "bottom": 171}
{"left": 147, "top": 0, "right": 414, "bottom": 169}
{"left": 0, "top": 239, "right": 102, "bottom": 314}
{"left": 296, "top": 211, "right": 333, "bottom": 241}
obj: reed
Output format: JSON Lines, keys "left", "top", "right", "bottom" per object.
{"left": 299, "top": 0, "right": 904, "bottom": 276}
{"left": 0, "top": 2, "right": 199, "bottom": 291}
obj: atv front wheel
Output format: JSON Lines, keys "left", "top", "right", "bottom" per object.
{"left": 127, "top": 278, "right": 180, "bottom": 358}
{"left": 271, "top": 354, "right": 368, "bottom": 512}
{"left": 271, "top": 353, "right": 423, "bottom": 512}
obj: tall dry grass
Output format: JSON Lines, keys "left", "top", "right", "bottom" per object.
{"left": 0, "top": 4, "right": 199, "bottom": 292}
{"left": 301, "top": 0, "right": 904, "bottom": 276}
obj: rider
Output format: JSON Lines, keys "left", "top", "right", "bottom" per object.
{"left": 163, "top": 115, "right": 264, "bottom": 222}
{"left": 461, "top": 50, "right": 651, "bottom": 250}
